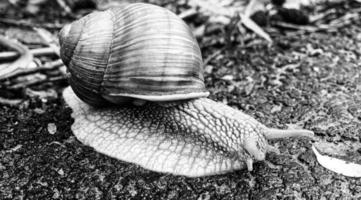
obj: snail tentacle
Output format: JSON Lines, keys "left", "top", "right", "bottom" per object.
{"left": 264, "top": 128, "right": 314, "bottom": 140}
{"left": 246, "top": 158, "right": 254, "bottom": 171}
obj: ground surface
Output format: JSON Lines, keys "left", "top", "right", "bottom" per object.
{"left": 1, "top": 0, "right": 361, "bottom": 199}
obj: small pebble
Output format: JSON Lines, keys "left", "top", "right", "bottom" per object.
{"left": 221, "top": 75, "right": 234, "bottom": 81}
{"left": 57, "top": 168, "right": 64, "bottom": 176}
{"left": 33, "top": 108, "right": 45, "bottom": 114}
{"left": 47, "top": 123, "right": 57, "bottom": 135}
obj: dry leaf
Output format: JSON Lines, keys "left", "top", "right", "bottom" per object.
{"left": 312, "top": 145, "right": 361, "bottom": 177}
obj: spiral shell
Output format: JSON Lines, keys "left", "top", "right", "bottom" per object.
{"left": 59, "top": 3, "right": 209, "bottom": 106}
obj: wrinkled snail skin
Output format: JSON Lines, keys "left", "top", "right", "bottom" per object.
{"left": 63, "top": 87, "right": 313, "bottom": 177}
{"left": 60, "top": 3, "right": 315, "bottom": 177}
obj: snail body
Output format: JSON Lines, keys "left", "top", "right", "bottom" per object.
{"left": 61, "top": 3, "right": 313, "bottom": 177}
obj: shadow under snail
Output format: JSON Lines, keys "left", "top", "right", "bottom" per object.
{"left": 60, "top": 3, "right": 314, "bottom": 177}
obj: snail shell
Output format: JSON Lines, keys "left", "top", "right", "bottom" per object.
{"left": 59, "top": 3, "right": 208, "bottom": 106}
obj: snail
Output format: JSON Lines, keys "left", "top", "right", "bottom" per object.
{"left": 60, "top": 3, "right": 314, "bottom": 177}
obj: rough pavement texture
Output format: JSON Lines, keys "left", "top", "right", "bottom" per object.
{"left": 1, "top": 4, "right": 361, "bottom": 200}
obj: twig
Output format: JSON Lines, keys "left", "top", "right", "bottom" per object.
{"left": 0, "top": 47, "right": 57, "bottom": 60}
{"left": 0, "top": 35, "right": 33, "bottom": 80}
{"left": 0, "top": 18, "right": 63, "bottom": 30}
{"left": 272, "top": 21, "right": 320, "bottom": 32}
{"left": 33, "top": 28, "right": 60, "bottom": 56}
{"left": 238, "top": 0, "right": 273, "bottom": 43}
{"left": 309, "top": 9, "right": 336, "bottom": 23}
{"left": 239, "top": 14, "right": 273, "bottom": 43}
{"left": 56, "top": 0, "right": 72, "bottom": 14}
{"left": 272, "top": 18, "right": 352, "bottom": 33}
{"left": 203, "top": 48, "right": 224, "bottom": 66}
{"left": 1, "top": 59, "right": 64, "bottom": 80}
{"left": 9, "top": 75, "right": 67, "bottom": 90}
{"left": 327, "top": 11, "right": 360, "bottom": 27}
{"left": 5, "top": 144, "right": 23, "bottom": 152}
{"left": 275, "top": 7, "right": 361, "bottom": 33}
{"left": 178, "top": 8, "right": 198, "bottom": 19}
{"left": 0, "top": 96, "right": 23, "bottom": 107}
{"left": 244, "top": 0, "right": 257, "bottom": 17}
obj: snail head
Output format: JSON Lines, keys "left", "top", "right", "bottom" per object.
{"left": 243, "top": 127, "right": 315, "bottom": 162}
{"left": 243, "top": 130, "right": 268, "bottom": 161}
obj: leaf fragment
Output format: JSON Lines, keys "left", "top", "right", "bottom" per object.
{"left": 312, "top": 145, "right": 361, "bottom": 178}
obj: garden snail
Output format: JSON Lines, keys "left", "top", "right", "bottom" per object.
{"left": 61, "top": 3, "right": 314, "bottom": 177}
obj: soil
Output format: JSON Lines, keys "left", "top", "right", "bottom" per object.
{"left": 1, "top": 0, "right": 361, "bottom": 199}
